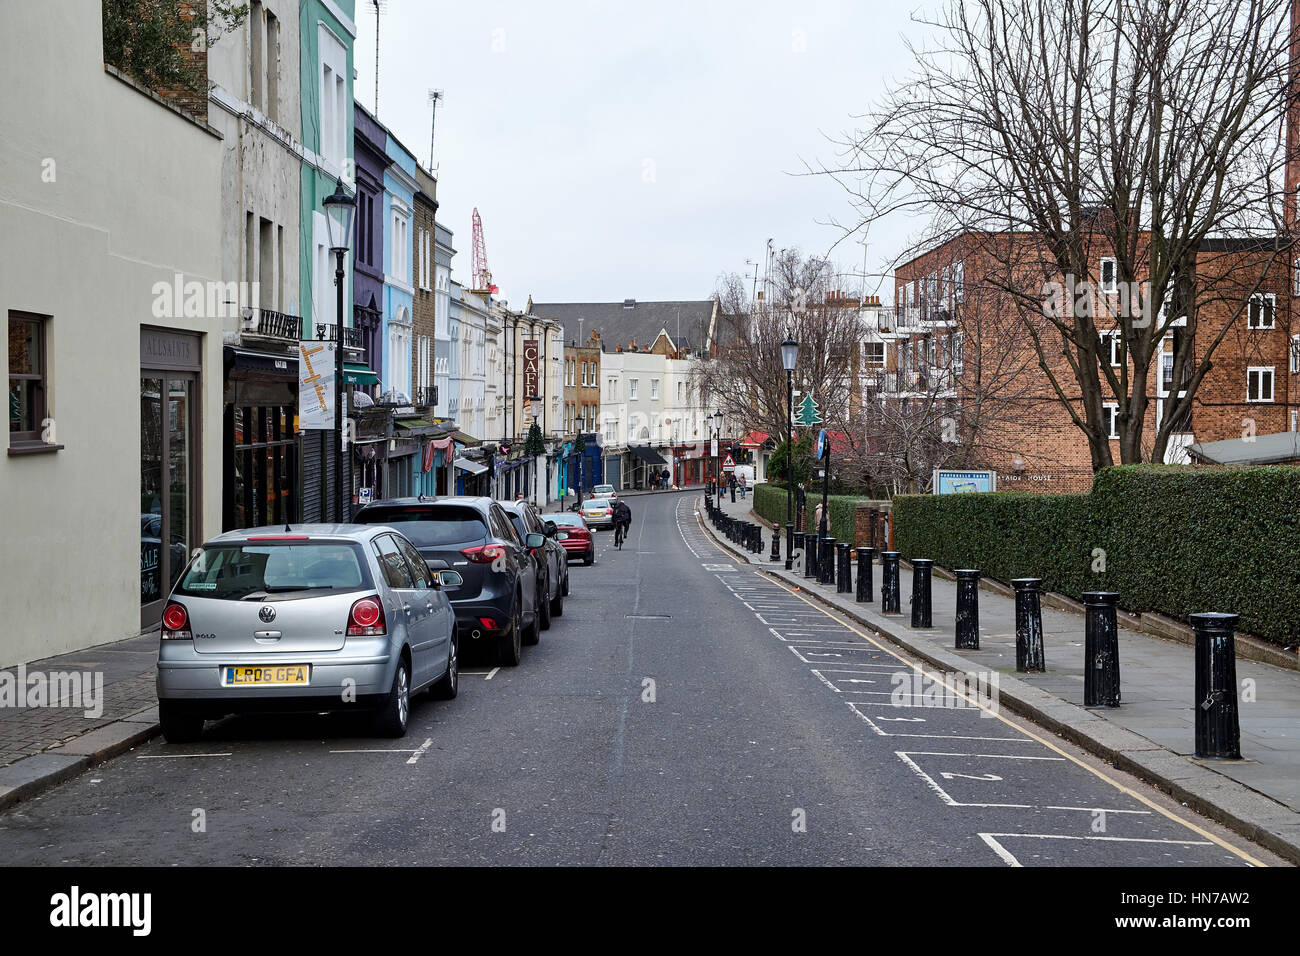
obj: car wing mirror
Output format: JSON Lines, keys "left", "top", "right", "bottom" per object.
{"left": 525, "top": 532, "right": 546, "bottom": 551}
{"left": 433, "top": 570, "right": 463, "bottom": 590}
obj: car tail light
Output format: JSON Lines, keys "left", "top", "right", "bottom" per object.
{"left": 161, "top": 601, "right": 191, "bottom": 640}
{"left": 478, "top": 616, "right": 498, "bottom": 629}
{"left": 347, "top": 595, "right": 387, "bottom": 636}
{"left": 462, "top": 544, "right": 507, "bottom": 564}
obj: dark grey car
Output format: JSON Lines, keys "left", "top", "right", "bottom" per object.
{"left": 500, "top": 500, "right": 568, "bottom": 628}
{"left": 353, "top": 497, "right": 544, "bottom": 667}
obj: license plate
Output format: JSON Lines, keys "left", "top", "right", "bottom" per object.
{"left": 223, "top": 665, "right": 310, "bottom": 686}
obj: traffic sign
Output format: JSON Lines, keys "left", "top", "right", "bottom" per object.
{"left": 816, "top": 429, "right": 828, "bottom": 460}
{"left": 722, "top": 453, "right": 736, "bottom": 473}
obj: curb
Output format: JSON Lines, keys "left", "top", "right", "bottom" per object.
{"left": 0, "top": 711, "right": 160, "bottom": 813}
{"left": 697, "top": 498, "right": 1300, "bottom": 866}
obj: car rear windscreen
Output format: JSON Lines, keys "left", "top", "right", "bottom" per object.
{"left": 357, "top": 506, "right": 488, "bottom": 548}
{"left": 175, "top": 542, "right": 370, "bottom": 599}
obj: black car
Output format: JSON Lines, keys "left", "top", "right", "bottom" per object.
{"left": 500, "top": 501, "right": 568, "bottom": 627}
{"left": 353, "top": 497, "right": 544, "bottom": 666}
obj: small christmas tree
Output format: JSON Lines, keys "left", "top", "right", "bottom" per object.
{"left": 523, "top": 421, "right": 547, "bottom": 458}
{"left": 794, "top": 394, "right": 823, "bottom": 427}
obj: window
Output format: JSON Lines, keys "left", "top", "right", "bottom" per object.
{"left": 1100, "top": 331, "right": 1122, "bottom": 367}
{"left": 1292, "top": 409, "right": 1298, "bottom": 432}
{"left": 1103, "top": 403, "right": 1119, "bottom": 440}
{"left": 390, "top": 208, "right": 410, "bottom": 284}
{"left": 318, "top": 26, "right": 347, "bottom": 170}
{"left": 1293, "top": 258, "right": 1300, "bottom": 297}
{"left": 264, "top": 10, "right": 279, "bottom": 122}
{"left": 863, "top": 342, "right": 885, "bottom": 367}
{"left": 651, "top": 379, "right": 659, "bottom": 399}
{"left": 581, "top": 361, "right": 588, "bottom": 387}
{"left": 1292, "top": 335, "right": 1300, "bottom": 374}
{"left": 678, "top": 381, "right": 684, "bottom": 403}
{"left": 8, "top": 312, "right": 52, "bottom": 449}
{"left": 1248, "top": 293, "right": 1275, "bottom": 330}
{"left": 953, "top": 332, "right": 964, "bottom": 373}
{"left": 629, "top": 379, "right": 638, "bottom": 400}
{"left": 953, "top": 260, "right": 964, "bottom": 302}
{"left": 940, "top": 265, "right": 950, "bottom": 304}
{"left": 372, "top": 534, "right": 415, "bottom": 590}
{"left": 1099, "top": 257, "right": 1117, "bottom": 294}
{"left": 1247, "top": 367, "right": 1274, "bottom": 403}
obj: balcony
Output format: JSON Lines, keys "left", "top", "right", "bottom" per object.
{"left": 241, "top": 307, "right": 302, "bottom": 343}
{"left": 314, "top": 322, "right": 365, "bottom": 351}
{"left": 414, "top": 385, "right": 439, "bottom": 408}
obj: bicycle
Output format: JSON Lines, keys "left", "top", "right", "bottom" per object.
{"left": 614, "top": 521, "right": 627, "bottom": 549}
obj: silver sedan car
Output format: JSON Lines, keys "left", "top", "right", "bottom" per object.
{"left": 156, "top": 525, "right": 462, "bottom": 742}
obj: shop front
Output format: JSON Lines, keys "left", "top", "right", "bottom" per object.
{"left": 222, "top": 346, "right": 299, "bottom": 532}
{"left": 140, "top": 327, "right": 202, "bottom": 626}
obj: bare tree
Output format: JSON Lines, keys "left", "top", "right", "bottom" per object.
{"left": 834, "top": 0, "right": 1295, "bottom": 469}
{"left": 698, "top": 249, "right": 862, "bottom": 453}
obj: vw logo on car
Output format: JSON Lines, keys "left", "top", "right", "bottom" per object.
{"left": 258, "top": 605, "right": 276, "bottom": 624}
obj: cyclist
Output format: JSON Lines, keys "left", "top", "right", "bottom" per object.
{"left": 612, "top": 498, "right": 632, "bottom": 549}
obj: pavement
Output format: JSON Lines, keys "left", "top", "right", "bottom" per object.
{"left": 708, "top": 488, "right": 1300, "bottom": 864}
{"left": 0, "top": 488, "right": 1284, "bottom": 866}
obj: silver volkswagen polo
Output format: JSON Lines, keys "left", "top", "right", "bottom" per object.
{"left": 156, "top": 525, "right": 461, "bottom": 742}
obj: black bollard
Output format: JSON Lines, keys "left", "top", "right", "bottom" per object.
{"left": 1011, "top": 578, "right": 1045, "bottom": 672}
{"left": 954, "top": 569, "right": 980, "bottom": 648}
{"left": 910, "top": 559, "right": 934, "bottom": 628}
{"left": 792, "top": 532, "right": 805, "bottom": 572}
{"left": 769, "top": 524, "right": 781, "bottom": 561}
{"left": 1083, "top": 591, "right": 1121, "bottom": 707}
{"left": 1191, "top": 612, "right": 1242, "bottom": 759}
{"left": 784, "top": 522, "right": 794, "bottom": 571}
{"left": 820, "top": 537, "right": 836, "bottom": 586}
{"left": 880, "top": 551, "right": 901, "bottom": 614}
{"left": 856, "top": 547, "right": 875, "bottom": 603}
{"left": 752, "top": 525, "right": 762, "bottom": 554}
{"left": 803, "top": 533, "right": 817, "bottom": 579}
{"left": 836, "top": 542, "right": 851, "bottom": 593}
{"left": 730, "top": 483, "right": 736, "bottom": 503}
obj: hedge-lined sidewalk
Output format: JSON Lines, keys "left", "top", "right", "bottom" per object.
{"left": 707, "top": 490, "right": 1300, "bottom": 863}
{"left": 0, "top": 631, "right": 160, "bottom": 810}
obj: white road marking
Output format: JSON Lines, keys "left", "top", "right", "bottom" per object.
{"left": 851, "top": 707, "right": 1031, "bottom": 742}
{"left": 407, "top": 737, "right": 434, "bottom": 765}
{"left": 484, "top": 667, "right": 500, "bottom": 680}
{"left": 979, "top": 832, "right": 1212, "bottom": 868}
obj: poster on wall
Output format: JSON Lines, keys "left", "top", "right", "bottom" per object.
{"left": 298, "top": 340, "right": 337, "bottom": 429}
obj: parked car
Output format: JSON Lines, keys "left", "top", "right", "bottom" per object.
{"left": 500, "top": 500, "right": 567, "bottom": 624}
{"left": 550, "top": 513, "right": 595, "bottom": 565}
{"left": 581, "top": 496, "right": 615, "bottom": 529}
{"left": 353, "top": 497, "right": 543, "bottom": 666}
{"left": 155, "top": 524, "right": 462, "bottom": 743}
{"left": 592, "top": 484, "right": 616, "bottom": 498}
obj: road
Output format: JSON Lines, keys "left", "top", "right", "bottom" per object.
{"left": 0, "top": 492, "right": 1281, "bottom": 866}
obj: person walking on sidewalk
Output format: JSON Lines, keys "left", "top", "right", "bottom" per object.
{"left": 737, "top": 472, "right": 748, "bottom": 499}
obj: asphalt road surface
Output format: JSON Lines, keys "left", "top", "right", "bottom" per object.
{"left": 0, "top": 492, "right": 1283, "bottom": 866}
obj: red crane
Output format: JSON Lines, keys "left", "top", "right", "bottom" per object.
{"left": 470, "top": 208, "right": 498, "bottom": 295}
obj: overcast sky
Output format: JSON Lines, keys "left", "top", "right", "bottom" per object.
{"left": 353, "top": 0, "right": 930, "bottom": 306}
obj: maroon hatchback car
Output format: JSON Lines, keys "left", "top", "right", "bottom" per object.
{"left": 551, "top": 513, "right": 595, "bottom": 565}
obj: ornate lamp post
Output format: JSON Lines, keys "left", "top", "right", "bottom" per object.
{"left": 781, "top": 330, "right": 799, "bottom": 570}
{"left": 322, "top": 178, "right": 356, "bottom": 522}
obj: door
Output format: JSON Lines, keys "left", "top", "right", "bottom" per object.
{"left": 141, "top": 373, "right": 198, "bottom": 626}
{"left": 372, "top": 533, "right": 432, "bottom": 682}
{"left": 396, "top": 532, "right": 447, "bottom": 685}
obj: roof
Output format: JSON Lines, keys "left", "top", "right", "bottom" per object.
{"left": 740, "top": 430, "right": 771, "bottom": 447}
{"left": 530, "top": 300, "right": 715, "bottom": 353}
{"left": 1186, "top": 431, "right": 1300, "bottom": 465}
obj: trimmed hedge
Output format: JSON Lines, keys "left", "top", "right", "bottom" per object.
{"left": 893, "top": 465, "right": 1300, "bottom": 648}
{"left": 753, "top": 482, "right": 859, "bottom": 543}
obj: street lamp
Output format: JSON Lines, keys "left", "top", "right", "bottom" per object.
{"left": 712, "top": 410, "right": 723, "bottom": 493}
{"left": 781, "top": 330, "right": 799, "bottom": 570}
{"left": 323, "top": 178, "right": 356, "bottom": 522}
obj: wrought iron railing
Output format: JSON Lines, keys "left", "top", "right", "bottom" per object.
{"left": 314, "top": 323, "right": 365, "bottom": 349}
{"left": 242, "top": 308, "right": 302, "bottom": 342}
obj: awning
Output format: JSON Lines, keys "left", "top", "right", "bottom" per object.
{"left": 344, "top": 363, "right": 380, "bottom": 386}
{"left": 629, "top": 445, "right": 668, "bottom": 465}
{"left": 225, "top": 346, "right": 297, "bottom": 380}
{"left": 454, "top": 457, "right": 489, "bottom": 475}
{"left": 451, "top": 430, "right": 482, "bottom": 447}
{"left": 394, "top": 418, "right": 454, "bottom": 439}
